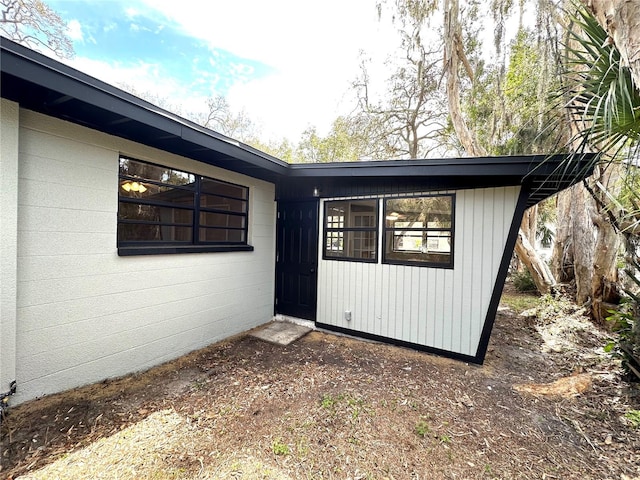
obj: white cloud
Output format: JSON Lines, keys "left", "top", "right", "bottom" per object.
{"left": 139, "top": 0, "right": 396, "bottom": 70}
{"left": 124, "top": 7, "right": 140, "bottom": 19}
{"left": 66, "top": 56, "right": 197, "bottom": 102}
{"left": 66, "top": 19, "right": 83, "bottom": 42}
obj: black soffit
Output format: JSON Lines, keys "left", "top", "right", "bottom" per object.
{"left": 0, "top": 37, "right": 594, "bottom": 204}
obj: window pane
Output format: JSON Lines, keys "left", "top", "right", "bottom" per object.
{"left": 325, "top": 200, "right": 376, "bottom": 228}
{"left": 199, "top": 211, "right": 246, "bottom": 229}
{"left": 349, "top": 230, "right": 377, "bottom": 260}
{"left": 325, "top": 231, "right": 344, "bottom": 252}
{"left": 323, "top": 199, "right": 378, "bottom": 261}
{"left": 425, "top": 232, "right": 452, "bottom": 253}
{"left": 119, "top": 224, "right": 192, "bottom": 242}
{"left": 385, "top": 232, "right": 451, "bottom": 264}
{"left": 119, "top": 202, "right": 193, "bottom": 224}
{"left": 385, "top": 196, "right": 452, "bottom": 228}
{"left": 201, "top": 178, "right": 248, "bottom": 199}
{"left": 326, "top": 215, "right": 344, "bottom": 229}
{"left": 118, "top": 157, "right": 250, "bottom": 250}
{"left": 325, "top": 231, "right": 377, "bottom": 260}
{"left": 384, "top": 195, "right": 453, "bottom": 267}
{"left": 200, "top": 194, "right": 247, "bottom": 213}
{"left": 119, "top": 158, "right": 195, "bottom": 186}
{"left": 199, "top": 228, "right": 246, "bottom": 243}
{"left": 392, "top": 228, "right": 424, "bottom": 252}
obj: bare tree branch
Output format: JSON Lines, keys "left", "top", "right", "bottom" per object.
{"left": 0, "top": 0, "right": 73, "bottom": 58}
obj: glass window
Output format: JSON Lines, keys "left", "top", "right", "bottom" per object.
{"left": 118, "top": 157, "right": 249, "bottom": 253}
{"left": 383, "top": 195, "right": 454, "bottom": 268}
{"left": 323, "top": 199, "right": 378, "bottom": 262}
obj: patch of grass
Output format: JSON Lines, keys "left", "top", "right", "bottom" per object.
{"left": 271, "top": 438, "right": 290, "bottom": 456}
{"left": 320, "top": 393, "right": 366, "bottom": 420}
{"left": 500, "top": 292, "right": 540, "bottom": 313}
{"left": 415, "top": 418, "right": 430, "bottom": 438}
{"left": 625, "top": 410, "right": 640, "bottom": 428}
{"left": 148, "top": 468, "right": 187, "bottom": 479}
{"left": 320, "top": 394, "right": 338, "bottom": 409}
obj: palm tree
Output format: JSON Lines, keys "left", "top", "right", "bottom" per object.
{"left": 560, "top": 5, "right": 640, "bottom": 376}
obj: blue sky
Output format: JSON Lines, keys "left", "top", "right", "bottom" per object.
{"left": 43, "top": 0, "right": 398, "bottom": 142}
{"left": 50, "top": 1, "right": 273, "bottom": 98}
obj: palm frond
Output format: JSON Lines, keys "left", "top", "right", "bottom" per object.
{"left": 563, "top": 6, "right": 640, "bottom": 160}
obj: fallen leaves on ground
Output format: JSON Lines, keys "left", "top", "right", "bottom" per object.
{"left": 1, "top": 290, "right": 639, "bottom": 479}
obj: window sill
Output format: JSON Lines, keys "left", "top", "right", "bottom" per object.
{"left": 118, "top": 244, "right": 254, "bottom": 256}
{"left": 383, "top": 259, "right": 454, "bottom": 269}
{"left": 322, "top": 255, "right": 378, "bottom": 263}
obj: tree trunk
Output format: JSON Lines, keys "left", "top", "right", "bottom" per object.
{"left": 443, "top": 0, "right": 485, "bottom": 157}
{"left": 591, "top": 209, "right": 620, "bottom": 322}
{"left": 589, "top": 164, "right": 622, "bottom": 322}
{"left": 516, "top": 206, "right": 539, "bottom": 272}
{"left": 551, "top": 168, "right": 622, "bottom": 312}
{"left": 572, "top": 183, "right": 596, "bottom": 305}
{"left": 551, "top": 189, "right": 574, "bottom": 282}
{"left": 583, "top": 0, "right": 640, "bottom": 91}
{"left": 550, "top": 181, "right": 596, "bottom": 304}
{"left": 443, "top": 0, "right": 554, "bottom": 294}
{"left": 521, "top": 205, "right": 538, "bottom": 246}
{"left": 514, "top": 230, "right": 555, "bottom": 294}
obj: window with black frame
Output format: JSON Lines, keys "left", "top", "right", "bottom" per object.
{"left": 323, "top": 199, "right": 378, "bottom": 262}
{"left": 118, "top": 157, "right": 250, "bottom": 254}
{"left": 383, "top": 195, "right": 454, "bottom": 267}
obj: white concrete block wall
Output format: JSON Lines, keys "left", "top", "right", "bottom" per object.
{"left": 1, "top": 99, "right": 19, "bottom": 392}
{"left": 12, "top": 110, "right": 276, "bottom": 404}
{"left": 317, "top": 186, "right": 520, "bottom": 357}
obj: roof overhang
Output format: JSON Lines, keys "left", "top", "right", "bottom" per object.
{"left": 283, "top": 156, "right": 594, "bottom": 207}
{"left": 1, "top": 37, "right": 594, "bottom": 206}
{"left": 0, "top": 37, "right": 289, "bottom": 183}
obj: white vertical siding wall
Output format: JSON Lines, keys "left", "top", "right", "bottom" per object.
{"left": 317, "top": 186, "right": 520, "bottom": 357}
{"left": 13, "top": 110, "right": 276, "bottom": 404}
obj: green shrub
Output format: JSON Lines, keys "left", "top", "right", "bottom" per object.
{"left": 512, "top": 268, "right": 537, "bottom": 293}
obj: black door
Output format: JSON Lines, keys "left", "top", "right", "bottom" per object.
{"left": 275, "top": 200, "right": 319, "bottom": 320}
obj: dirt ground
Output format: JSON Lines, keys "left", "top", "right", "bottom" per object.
{"left": 1, "top": 290, "right": 639, "bottom": 479}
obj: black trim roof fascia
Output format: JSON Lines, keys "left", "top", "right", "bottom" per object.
{"left": 283, "top": 155, "right": 594, "bottom": 207}
{"left": 1, "top": 37, "right": 594, "bottom": 203}
{"left": 288, "top": 155, "right": 550, "bottom": 176}
{"left": 288, "top": 155, "right": 566, "bottom": 180}
{"left": 0, "top": 37, "right": 289, "bottom": 182}
{"left": 285, "top": 154, "right": 592, "bottom": 182}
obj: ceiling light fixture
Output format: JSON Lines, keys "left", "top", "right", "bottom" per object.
{"left": 121, "top": 181, "right": 147, "bottom": 193}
